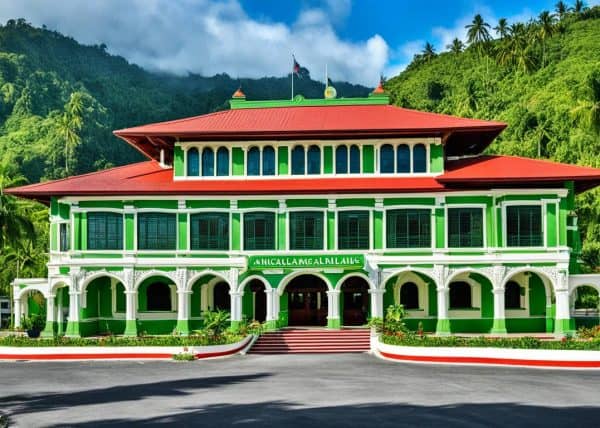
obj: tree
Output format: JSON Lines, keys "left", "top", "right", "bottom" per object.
{"left": 494, "top": 18, "right": 510, "bottom": 39}
{"left": 56, "top": 92, "right": 84, "bottom": 174}
{"left": 571, "top": 70, "right": 600, "bottom": 135}
{"left": 555, "top": 1, "right": 569, "bottom": 19}
{"left": 0, "top": 157, "right": 34, "bottom": 250}
{"left": 446, "top": 38, "right": 464, "bottom": 54}
{"left": 466, "top": 14, "right": 492, "bottom": 49}
{"left": 538, "top": 11, "right": 557, "bottom": 67}
{"left": 421, "top": 42, "right": 437, "bottom": 61}
{"left": 574, "top": 0, "right": 588, "bottom": 14}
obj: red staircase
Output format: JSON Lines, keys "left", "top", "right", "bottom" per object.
{"left": 248, "top": 328, "right": 371, "bottom": 354}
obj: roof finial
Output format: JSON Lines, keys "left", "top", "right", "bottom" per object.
{"left": 232, "top": 86, "right": 246, "bottom": 99}
{"left": 372, "top": 75, "right": 386, "bottom": 94}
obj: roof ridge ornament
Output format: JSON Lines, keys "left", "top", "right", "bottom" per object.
{"left": 232, "top": 87, "right": 246, "bottom": 99}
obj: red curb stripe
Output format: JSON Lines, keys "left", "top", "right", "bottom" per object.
{"left": 378, "top": 351, "right": 600, "bottom": 368}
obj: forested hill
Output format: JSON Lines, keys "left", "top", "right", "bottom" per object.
{"left": 0, "top": 19, "right": 369, "bottom": 183}
{"left": 385, "top": 6, "right": 600, "bottom": 259}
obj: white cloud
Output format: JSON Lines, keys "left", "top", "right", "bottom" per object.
{"left": 0, "top": 0, "right": 387, "bottom": 86}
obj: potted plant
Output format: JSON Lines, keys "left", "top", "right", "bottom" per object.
{"left": 21, "top": 314, "right": 45, "bottom": 338}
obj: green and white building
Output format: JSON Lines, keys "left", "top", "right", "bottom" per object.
{"left": 8, "top": 85, "right": 600, "bottom": 337}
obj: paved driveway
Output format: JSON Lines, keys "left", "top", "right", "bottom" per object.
{"left": 1, "top": 354, "right": 599, "bottom": 427}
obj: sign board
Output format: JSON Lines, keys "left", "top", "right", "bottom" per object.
{"left": 248, "top": 254, "right": 364, "bottom": 270}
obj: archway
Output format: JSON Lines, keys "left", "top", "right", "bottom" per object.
{"left": 213, "top": 281, "right": 231, "bottom": 311}
{"left": 340, "top": 276, "right": 370, "bottom": 326}
{"left": 285, "top": 274, "right": 328, "bottom": 326}
{"left": 571, "top": 285, "right": 599, "bottom": 328}
{"left": 242, "top": 279, "right": 267, "bottom": 322}
{"left": 81, "top": 275, "right": 123, "bottom": 336}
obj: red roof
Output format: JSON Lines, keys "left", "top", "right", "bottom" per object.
{"left": 7, "top": 155, "right": 600, "bottom": 203}
{"left": 114, "top": 104, "right": 506, "bottom": 160}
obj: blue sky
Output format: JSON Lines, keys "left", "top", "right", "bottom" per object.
{"left": 1, "top": 0, "right": 598, "bottom": 85}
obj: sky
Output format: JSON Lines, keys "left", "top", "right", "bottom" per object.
{"left": 1, "top": 0, "right": 598, "bottom": 86}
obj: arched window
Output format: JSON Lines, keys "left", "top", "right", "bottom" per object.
{"left": 400, "top": 282, "right": 419, "bottom": 309}
{"left": 202, "top": 148, "right": 214, "bottom": 176}
{"left": 247, "top": 146, "right": 260, "bottom": 176}
{"left": 336, "top": 145, "right": 348, "bottom": 174}
{"left": 349, "top": 145, "right": 361, "bottom": 173}
{"left": 291, "top": 146, "right": 305, "bottom": 175}
{"left": 307, "top": 145, "right": 320, "bottom": 174}
{"left": 262, "top": 146, "right": 276, "bottom": 175}
{"left": 380, "top": 144, "right": 394, "bottom": 173}
{"left": 146, "top": 282, "right": 172, "bottom": 311}
{"left": 187, "top": 148, "right": 199, "bottom": 176}
{"left": 505, "top": 281, "right": 521, "bottom": 309}
{"left": 449, "top": 281, "right": 472, "bottom": 308}
{"left": 396, "top": 144, "right": 410, "bottom": 173}
{"left": 213, "top": 282, "right": 231, "bottom": 311}
{"left": 216, "top": 147, "right": 229, "bottom": 176}
{"left": 413, "top": 144, "right": 427, "bottom": 173}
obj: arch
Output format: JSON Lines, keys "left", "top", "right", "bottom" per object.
{"left": 146, "top": 282, "right": 172, "bottom": 311}
{"left": 449, "top": 281, "right": 472, "bottom": 308}
{"left": 570, "top": 282, "right": 600, "bottom": 297}
{"left": 247, "top": 146, "right": 260, "bottom": 176}
{"left": 445, "top": 268, "right": 494, "bottom": 289}
{"left": 396, "top": 144, "right": 410, "bottom": 173}
{"left": 242, "top": 278, "right": 268, "bottom": 322}
{"left": 216, "top": 147, "right": 229, "bottom": 176}
{"left": 334, "top": 272, "right": 376, "bottom": 291}
{"left": 80, "top": 271, "right": 126, "bottom": 294}
{"left": 501, "top": 268, "right": 555, "bottom": 305}
{"left": 201, "top": 147, "right": 214, "bottom": 176}
{"left": 349, "top": 144, "right": 361, "bottom": 173}
{"left": 277, "top": 271, "right": 333, "bottom": 296}
{"left": 335, "top": 145, "right": 348, "bottom": 174}
{"left": 186, "top": 269, "right": 231, "bottom": 292}
{"left": 49, "top": 278, "right": 71, "bottom": 296}
{"left": 134, "top": 271, "right": 175, "bottom": 291}
{"left": 238, "top": 275, "right": 271, "bottom": 294}
{"left": 340, "top": 276, "right": 370, "bottom": 326}
{"left": 572, "top": 285, "right": 599, "bottom": 310}
{"left": 505, "top": 281, "right": 522, "bottom": 309}
{"left": 262, "top": 146, "right": 276, "bottom": 175}
{"left": 380, "top": 268, "right": 437, "bottom": 291}
{"left": 307, "top": 145, "right": 320, "bottom": 174}
{"left": 413, "top": 144, "right": 427, "bottom": 173}
{"left": 187, "top": 147, "right": 199, "bottom": 176}
{"left": 291, "top": 145, "right": 305, "bottom": 175}
{"left": 380, "top": 144, "right": 394, "bottom": 173}
{"left": 400, "top": 282, "right": 419, "bottom": 309}
{"left": 15, "top": 285, "right": 52, "bottom": 301}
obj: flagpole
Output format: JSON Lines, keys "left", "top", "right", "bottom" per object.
{"left": 325, "top": 64, "right": 328, "bottom": 91}
{"left": 291, "top": 55, "right": 294, "bottom": 100}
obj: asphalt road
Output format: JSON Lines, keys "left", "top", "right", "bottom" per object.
{"left": 1, "top": 354, "right": 599, "bottom": 427}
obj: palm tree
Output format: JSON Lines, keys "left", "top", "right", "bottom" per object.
{"left": 0, "top": 157, "right": 34, "bottom": 250}
{"left": 421, "top": 42, "right": 436, "bottom": 61}
{"left": 555, "top": 1, "right": 569, "bottom": 19}
{"left": 538, "top": 11, "right": 556, "bottom": 67}
{"left": 494, "top": 18, "right": 509, "bottom": 39}
{"left": 573, "top": 0, "right": 587, "bottom": 14}
{"left": 497, "top": 23, "right": 536, "bottom": 73}
{"left": 57, "top": 92, "right": 84, "bottom": 175}
{"left": 466, "top": 14, "right": 492, "bottom": 48}
{"left": 446, "top": 38, "right": 464, "bottom": 54}
{"left": 571, "top": 70, "right": 600, "bottom": 135}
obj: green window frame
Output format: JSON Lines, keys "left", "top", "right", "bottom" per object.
{"left": 386, "top": 209, "right": 431, "bottom": 248}
{"left": 59, "top": 223, "right": 70, "bottom": 252}
{"left": 137, "top": 212, "right": 177, "bottom": 250}
{"left": 190, "top": 212, "right": 229, "bottom": 251}
{"left": 506, "top": 205, "right": 543, "bottom": 247}
{"left": 447, "top": 207, "right": 484, "bottom": 248}
{"left": 244, "top": 212, "right": 276, "bottom": 251}
{"left": 338, "top": 210, "right": 370, "bottom": 249}
{"left": 87, "top": 212, "right": 123, "bottom": 250}
{"left": 289, "top": 211, "right": 324, "bottom": 250}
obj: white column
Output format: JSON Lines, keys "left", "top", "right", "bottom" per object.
{"left": 177, "top": 290, "right": 191, "bottom": 321}
{"left": 41, "top": 294, "right": 56, "bottom": 337}
{"left": 491, "top": 287, "right": 507, "bottom": 334}
{"left": 435, "top": 287, "right": 450, "bottom": 335}
{"left": 65, "top": 289, "right": 81, "bottom": 337}
{"left": 230, "top": 291, "right": 243, "bottom": 322}
{"left": 265, "top": 288, "right": 275, "bottom": 322}
{"left": 327, "top": 290, "right": 341, "bottom": 328}
{"left": 369, "top": 289, "right": 385, "bottom": 319}
{"left": 13, "top": 298, "right": 21, "bottom": 328}
{"left": 123, "top": 289, "right": 138, "bottom": 336}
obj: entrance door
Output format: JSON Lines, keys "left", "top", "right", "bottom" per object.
{"left": 286, "top": 275, "right": 328, "bottom": 326}
{"left": 249, "top": 280, "right": 267, "bottom": 322}
{"left": 341, "top": 277, "right": 370, "bottom": 326}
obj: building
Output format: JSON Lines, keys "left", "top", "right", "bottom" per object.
{"left": 7, "top": 85, "right": 600, "bottom": 338}
{"left": 0, "top": 296, "right": 10, "bottom": 328}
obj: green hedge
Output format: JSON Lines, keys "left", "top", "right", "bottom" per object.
{"left": 0, "top": 333, "right": 245, "bottom": 347}
{"left": 381, "top": 334, "right": 600, "bottom": 351}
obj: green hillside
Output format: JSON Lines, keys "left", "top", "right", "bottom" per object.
{"left": 386, "top": 6, "right": 600, "bottom": 268}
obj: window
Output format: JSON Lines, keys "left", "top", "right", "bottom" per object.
{"left": 202, "top": 148, "right": 214, "bottom": 176}
{"left": 338, "top": 211, "right": 369, "bottom": 249}
{"left": 187, "top": 148, "right": 199, "bottom": 176}
{"left": 247, "top": 147, "right": 260, "bottom": 176}
{"left": 349, "top": 145, "right": 360, "bottom": 173}
{"left": 336, "top": 145, "right": 348, "bottom": 174}
{"left": 290, "top": 211, "right": 324, "bottom": 250}
{"left": 244, "top": 212, "right": 276, "bottom": 250}
{"left": 146, "top": 282, "right": 172, "bottom": 311}
{"left": 449, "top": 281, "right": 472, "bottom": 308}
{"left": 380, "top": 144, "right": 394, "bottom": 173}
{"left": 505, "top": 281, "right": 521, "bottom": 309}
{"left": 413, "top": 144, "right": 427, "bottom": 173}
{"left": 307, "top": 145, "right": 320, "bottom": 174}
{"left": 59, "top": 223, "right": 69, "bottom": 252}
{"left": 396, "top": 144, "right": 410, "bottom": 173}
{"left": 190, "top": 213, "right": 229, "bottom": 250}
{"left": 386, "top": 209, "right": 431, "bottom": 248}
{"left": 216, "top": 147, "right": 229, "bottom": 176}
{"left": 262, "top": 146, "right": 276, "bottom": 175}
{"left": 138, "top": 213, "right": 176, "bottom": 250}
{"left": 87, "top": 212, "right": 123, "bottom": 250}
{"left": 291, "top": 146, "right": 305, "bottom": 175}
{"left": 400, "top": 282, "right": 419, "bottom": 309}
{"left": 506, "top": 205, "right": 543, "bottom": 247}
{"left": 448, "top": 207, "right": 484, "bottom": 248}
{"left": 213, "top": 282, "right": 231, "bottom": 311}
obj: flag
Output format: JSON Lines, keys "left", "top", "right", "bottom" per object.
{"left": 293, "top": 55, "right": 302, "bottom": 78}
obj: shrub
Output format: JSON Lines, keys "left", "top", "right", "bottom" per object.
{"left": 172, "top": 352, "right": 196, "bottom": 361}
{"left": 202, "top": 310, "right": 230, "bottom": 340}
{"left": 21, "top": 314, "right": 45, "bottom": 332}
{"left": 578, "top": 325, "right": 600, "bottom": 339}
